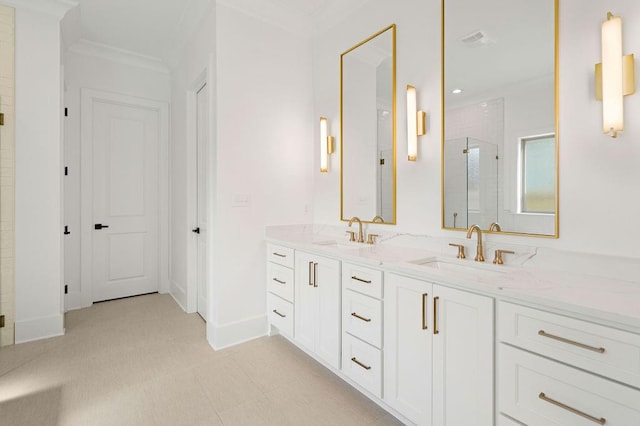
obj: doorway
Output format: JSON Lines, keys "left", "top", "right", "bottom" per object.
{"left": 78, "top": 89, "right": 169, "bottom": 307}
{"left": 194, "top": 82, "right": 209, "bottom": 320}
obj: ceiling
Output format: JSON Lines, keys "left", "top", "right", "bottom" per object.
{"left": 62, "top": 0, "right": 370, "bottom": 66}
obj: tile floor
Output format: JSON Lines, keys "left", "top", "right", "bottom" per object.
{"left": 0, "top": 294, "right": 402, "bottom": 425}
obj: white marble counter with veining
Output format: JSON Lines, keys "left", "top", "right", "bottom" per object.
{"left": 265, "top": 224, "right": 640, "bottom": 332}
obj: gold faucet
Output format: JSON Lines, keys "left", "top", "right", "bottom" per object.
{"left": 466, "top": 224, "right": 484, "bottom": 262}
{"left": 348, "top": 217, "right": 365, "bottom": 243}
{"left": 489, "top": 222, "right": 501, "bottom": 232}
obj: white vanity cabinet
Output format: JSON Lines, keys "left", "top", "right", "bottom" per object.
{"left": 294, "top": 251, "right": 341, "bottom": 370}
{"left": 384, "top": 273, "right": 494, "bottom": 426}
{"left": 266, "top": 244, "right": 295, "bottom": 337}
{"left": 498, "top": 301, "right": 640, "bottom": 425}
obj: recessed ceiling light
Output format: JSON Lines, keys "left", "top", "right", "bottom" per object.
{"left": 452, "top": 88, "right": 463, "bottom": 94}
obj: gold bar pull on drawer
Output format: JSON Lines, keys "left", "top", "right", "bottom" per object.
{"left": 351, "top": 357, "right": 372, "bottom": 370}
{"left": 351, "top": 276, "right": 372, "bottom": 284}
{"left": 351, "top": 312, "right": 372, "bottom": 322}
{"left": 538, "top": 330, "right": 606, "bottom": 353}
{"left": 539, "top": 392, "right": 606, "bottom": 425}
{"left": 272, "top": 278, "right": 286, "bottom": 284}
{"left": 273, "top": 252, "right": 287, "bottom": 258}
{"left": 272, "top": 309, "right": 286, "bottom": 318}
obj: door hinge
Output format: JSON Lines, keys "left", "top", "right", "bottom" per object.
{"left": 64, "top": 285, "right": 68, "bottom": 294}
{"left": 64, "top": 108, "right": 68, "bottom": 117}
{"left": 0, "top": 315, "right": 5, "bottom": 328}
{"left": 379, "top": 158, "right": 385, "bottom": 165}
{"left": 64, "top": 226, "right": 70, "bottom": 235}
{"left": 64, "top": 166, "right": 68, "bottom": 176}
{"left": 463, "top": 149, "right": 468, "bottom": 154}
{"left": 0, "top": 112, "right": 4, "bottom": 126}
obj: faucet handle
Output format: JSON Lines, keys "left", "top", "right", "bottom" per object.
{"left": 493, "top": 249, "right": 515, "bottom": 265}
{"left": 366, "top": 234, "right": 379, "bottom": 245}
{"left": 448, "top": 243, "right": 466, "bottom": 259}
{"left": 346, "top": 231, "right": 356, "bottom": 242}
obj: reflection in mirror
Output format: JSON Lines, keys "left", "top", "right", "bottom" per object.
{"left": 341, "top": 24, "right": 396, "bottom": 224}
{"left": 442, "top": 0, "right": 557, "bottom": 237}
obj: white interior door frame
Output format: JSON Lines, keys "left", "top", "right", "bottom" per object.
{"left": 80, "top": 88, "right": 169, "bottom": 308}
{"left": 186, "top": 70, "right": 207, "bottom": 314}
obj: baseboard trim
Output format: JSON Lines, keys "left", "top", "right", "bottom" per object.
{"left": 207, "top": 314, "right": 268, "bottom": 350}
{"left": 15, "top": 313, "right": 65, "bottom": 344}
{"left": 169, "top": 281, "right": 187, "bottom": 312}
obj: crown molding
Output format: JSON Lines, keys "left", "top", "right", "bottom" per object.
{"left": 67, "top": 39, "right": 170, "bottom": 75}
{"left": 216, "top": 0, "right": 312, "bottom": 36}
{"left": 0, "top": 0, "right": 78, "bottom": 20}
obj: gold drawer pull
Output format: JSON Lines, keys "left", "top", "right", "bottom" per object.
{"left": 351, "top": 357, "right": 372, "bottom": 370}
{"left": 421, "top": 293, "right": 428, "bottom": 330}
{"left": 538, "top": 330, "right": 605, "bottom": 353}
{"left": 272, "top": 278, "right": 286, "bottom": 284}
{"left": 539, "top": 392, "right": 606, "bottom": 425}
{"left": 272, "top": 309, "right": 286, "bottom": 318}
{"left": 351, "top": 312, "right": 372, "bottom": 322}
{"left": 272, "top": 252, "right": 287, "bottom": 258}
{"left": 351, "top": 276, "right": 372, "bottom": 284}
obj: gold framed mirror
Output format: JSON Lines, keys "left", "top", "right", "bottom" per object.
{"left": 341, "top": 24, "right": 396, "bottom": 225}
{"left": 441, "top": 0, "right": 558, "bottom": 237}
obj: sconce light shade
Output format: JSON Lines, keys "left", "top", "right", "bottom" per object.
{"left": 320, "top": 117, "right": 334, "bottom": 172}
{"left": 407, "top": 85, "right": 426, "bottom": 161}
{"left": 597, "top": 12, "right": 635, "bottom": 138}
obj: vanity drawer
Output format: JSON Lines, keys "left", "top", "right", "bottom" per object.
{"left": 342, "top": 262, "right": 383, "bottom": 299}
{"left": 268, "top": 293, "right": 294, "bottom": 337}
{"left": 498, "top": 302, "right": 640, "bottom": 388}
{"left": 499, "top": 344, "right": 640, "bottom": 426}
{"left": 342, "top": 333, "right": 382, "bottom": 398}
{"left": 266, "top": 244, "right": 294, "bottom": 268}
{"left": 343, "top": 289, "right": 382, "bottom": 348}
{"left": 267, "top": 262, "right": 294, "bottom": 302}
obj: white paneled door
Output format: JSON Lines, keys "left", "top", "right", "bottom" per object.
{"left": 91, "top": 100, "right": 160, "bottom": 302}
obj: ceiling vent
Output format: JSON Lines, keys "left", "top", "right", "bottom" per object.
{"left": 460, "top": 30, "right": 494, "bottom": 47}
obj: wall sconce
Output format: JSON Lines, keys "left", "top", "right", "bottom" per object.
{"left": 320, "top": 117, "right": 335, "bottom": 173}
{"left": 407, "top": 85, "right": 426, "bottom": 161}
{"left": 595, "top": 12, "right": 635, "bottom": 138}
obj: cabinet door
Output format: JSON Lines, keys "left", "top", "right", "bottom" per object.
{"left": 315, "top": 255, "right": 341, "bottom": 370}
{"left": 295, "top": 251, "right": 317, "bottom": 351}
{"left": 384, "top": 273, "right": 433, "bottom": 426}
{"left": 432, "top": 285, "right": 494, "bottom": 426}
{"left": 294, "top": 251, "right": 341, "bottom": 370}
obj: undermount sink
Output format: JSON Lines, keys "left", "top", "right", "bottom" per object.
{"left": 408, "top": 257, "right": 507, "bottom": 279}
{"left": 312, "top": 239, "right": 362, "bottom": 249}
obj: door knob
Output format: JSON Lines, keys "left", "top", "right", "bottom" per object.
{"left": 192, "top": 227, "right": 201, "bottom": 234}
{"left": 94, "top": 224, "right": 109, "bottom": 230}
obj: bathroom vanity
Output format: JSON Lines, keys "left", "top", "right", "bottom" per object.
{"left": 265, "top": 225, "right": 640, "bottom": 426}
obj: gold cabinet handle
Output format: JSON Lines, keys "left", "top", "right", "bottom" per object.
{"left": 422, "top": 293, "right": 428, "bottom": 330}
{"left": 351, "top": 276, "right": 372, "bottom": 284}
{"left": 433, "top": 296, "right": 440, "bottom": 335}
{"left": 538, "top": 392, "right": 606, "bottom": 425}
{"left": 273, "top": 252, "right": 287, "bottom": 258}
{"left": 351, "top": 357, "right": 372, "bottom": 370}
{"left": 538, "top": 330, "right": 605, "bottom": 353}
{"left": 272, "top": 278, "right": 286, "bottom": 284}
{"left": 313, "top": 263, "right": 318, "bottom": 288}
{"left": 272, "top": 309, "right": 286, "bottom": 318}
{"left": 308, "top": 261, "right": 314, "bottom": 286}
{"left": 351, "top": 312, "right": 372, "bottom": 323}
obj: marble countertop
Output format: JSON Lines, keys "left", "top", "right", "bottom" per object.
{"left": 265, "top": 224, "right": 640, "bottom": 333}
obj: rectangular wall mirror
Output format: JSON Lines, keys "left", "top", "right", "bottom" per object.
{"left": 341, "top": 24, "right": 396, "bottom": 225}
{"left": 442, "top": 0, "right": 558, "bottom": 237}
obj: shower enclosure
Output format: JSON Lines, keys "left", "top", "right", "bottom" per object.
{"left": 443, "top": 137, "right": 498, "bottom": 229}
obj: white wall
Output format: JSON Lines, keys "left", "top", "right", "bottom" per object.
{"left": 63, "top": 50, "right": 171, "bottom": 310}
{"left": 313, "top": 0, "right": 640, "bottom": 259}
{"left": 14, "top": 7, "right": 64, "bottom": 343}
{"left": 170, "top": 3, "right": 314, "bottom": 348}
